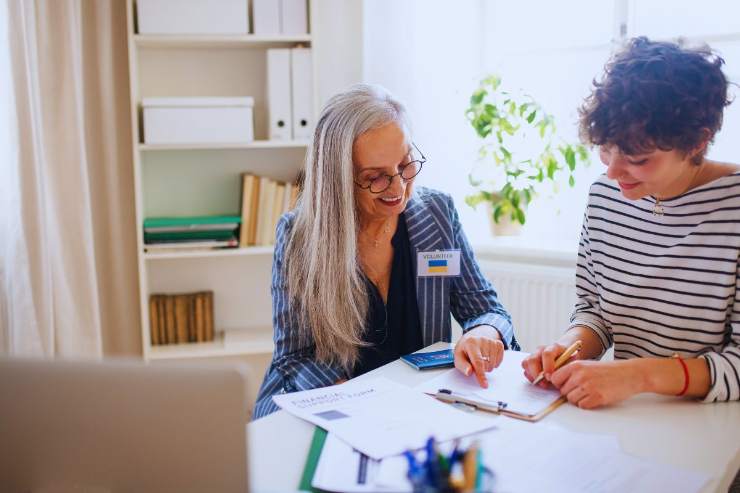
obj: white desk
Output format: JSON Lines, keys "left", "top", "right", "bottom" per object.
{"left": 248, "top": 343, "right": 740, "bottom": 492}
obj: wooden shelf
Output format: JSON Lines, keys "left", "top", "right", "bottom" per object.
{"left": 144, "top": 246, "right": 274, "bottom": 261}
{"left": 139, "top": 140, "right": 310, "bottom": 151}
{"left": 147, "top": 329, "right": 274, "bottom": 360}
{"left": 134, "top": 34, "right": 312, "bottom": 49}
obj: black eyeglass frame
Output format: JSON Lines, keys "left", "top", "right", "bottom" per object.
{"left": 353, "top": 142, "right": 426, "bottom": 194}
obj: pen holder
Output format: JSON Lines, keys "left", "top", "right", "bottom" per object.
{"left": 404, "top": 437, "right": 494, "bottom": 493}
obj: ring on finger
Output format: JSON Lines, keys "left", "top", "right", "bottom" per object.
{"left": 481, "top": 355, "right": 490, "bottom": 362}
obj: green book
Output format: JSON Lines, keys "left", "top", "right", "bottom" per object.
{"left": 298, "top": 427, "right": 329, "bottom": 493}
{"left": 144, "top": 230, "right": 236, "bottom": 243}
{"left": 144, "top": 215, "right": 241, "bottom": 228}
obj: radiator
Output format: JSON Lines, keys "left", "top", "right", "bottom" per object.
{"left": 477, "top": 254, "right": 577, "bottom": 353}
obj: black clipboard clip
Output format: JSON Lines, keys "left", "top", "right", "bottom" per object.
{"left": 434, "top": 388, "right": 508, "bottom": 414}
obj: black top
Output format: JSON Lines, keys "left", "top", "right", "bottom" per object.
{"left": 353, "top": 212, "right": 424, "bottom": 377}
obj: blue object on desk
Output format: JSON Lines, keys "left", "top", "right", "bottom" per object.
{"left": 401, "top": 349, "right": 455, "bottom": 370}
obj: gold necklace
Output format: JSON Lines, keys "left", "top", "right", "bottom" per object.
{"left": 361, "top": 219, "right": 392, "bottom": 248}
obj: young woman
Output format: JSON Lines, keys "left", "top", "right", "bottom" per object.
{"left": 522, "top": 37, "right": 739, "bottom": 407}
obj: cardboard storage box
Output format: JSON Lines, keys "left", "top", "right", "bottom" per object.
{"left": 137, "top": 0, "right": 249, "bottom": 35}
{"left": 142, "top": 97, "right": 255, "bottom": 144}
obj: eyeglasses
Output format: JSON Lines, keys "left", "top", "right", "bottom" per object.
{"left": 354, "top": 142, "right": 426, "bottom": 194}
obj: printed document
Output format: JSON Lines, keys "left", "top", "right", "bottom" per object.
{"left": 272, "top": 377, "right": 495, "bottom": 459}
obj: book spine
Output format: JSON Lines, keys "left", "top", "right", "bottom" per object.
{"left": 248, "top": 176, "right": 261, "bottom": 246}
{"left": 239, "top": 173, "right": 253, "bottom": 247}
{"left": 174, "top": 295, "right": 188, "bottom": 343}
{"left": 195, "top": 292, "right": 205, "bottom": 343}
{"left": 165, "top": 295, "right": 176, "bottom": 344}
{"left": 187, "top": 294, "right": 196, "bottom": 343}
{"left": 157, "top": 295, "right": 166, "bottom": 344}
{"left": 149, "top": 295, "right": 160, "bottom": 346}
{"left": 204, "top": 291, "right": 214, "bottom": 342}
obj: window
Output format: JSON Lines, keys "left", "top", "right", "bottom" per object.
{"left": 363, "top": 1, "right": 740, "bottom": 249}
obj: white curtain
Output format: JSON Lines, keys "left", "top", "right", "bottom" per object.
{"left": 0, "top": 0, "right": 140, "bottom": 357}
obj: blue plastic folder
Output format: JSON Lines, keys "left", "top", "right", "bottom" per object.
{"left": 401, "top": 349, "right": 455, "bottom": 370}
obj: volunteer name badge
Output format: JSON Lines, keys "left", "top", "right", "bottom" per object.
{"left": 417, "top": 250, "right": 461, "bottom": 277}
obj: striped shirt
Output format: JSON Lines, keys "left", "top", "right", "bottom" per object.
{"left": 570, "top": 172, "right": 740, "bottom": 402}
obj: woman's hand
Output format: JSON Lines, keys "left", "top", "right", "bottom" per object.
{"left": 522, "top": 342, "right": 576, "bottom": 389}
{"left": 454, "top": 325, "right": 505, "bottom": 388}
{"left": 549, "top": 360, "right": 647, "bottom": 409}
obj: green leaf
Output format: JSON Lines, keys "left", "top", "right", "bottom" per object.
{"left": 511, "top": 191, "right": 520, "bottom": 208}
{"left": 526, "top": 110, "right": 537, "bottom": 124}
{"left": 493, "top": 204, "right": 503, "bottom": 223}
{"left": 523, "top": 188, "right": 533, "bottom": 204}
{"left": 465, "top": 191, "right": 487, "bottom": 208}
{"left": 516, "top": 207, "right": 526, "bottom": 225}
{"left": 500, "top": 146, "right": 512, "bottom": 161}
{"left": 565, "top": 147, "right": 576, "bottom": 171}
{"left": 470, "top": 89, "right": 486, "bottom": 105}
{"left": 568, "top": 174, "right": 575, "bottom": 187}
{"left": 547, "top": 157, "right": 558, "bottom": 179}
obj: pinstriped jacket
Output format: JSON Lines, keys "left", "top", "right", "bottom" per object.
{"left": 253, "top": 187, "right": 517, "bottom": 419}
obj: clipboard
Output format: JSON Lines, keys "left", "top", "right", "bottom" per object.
{"left": 415, "top": 351, "right": 567, "bottom": 423}
{"left": 433, "top": 388, "right": 566, "bottom": 422}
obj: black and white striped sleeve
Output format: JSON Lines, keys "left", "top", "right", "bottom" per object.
{"left": 701, "top": 259, "right": 740, "bottom": 402}
{"left": 569, "top": 205, "right": 612, "bottom": 355}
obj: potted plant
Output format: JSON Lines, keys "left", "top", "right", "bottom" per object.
{"left": 465, "top": 75, "right": 589, "bottom": 234}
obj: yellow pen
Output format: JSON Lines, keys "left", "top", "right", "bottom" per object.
{"left": 532, "top": 340, "right": 582, "bottom": 385}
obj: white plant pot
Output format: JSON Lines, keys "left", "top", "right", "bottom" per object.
{"left": 486, "top": 202, "right": 524, "bottom": 236}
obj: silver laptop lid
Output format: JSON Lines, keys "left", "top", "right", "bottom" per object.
{"left": 0, "top": 357, "right": 249, "bottom": 493}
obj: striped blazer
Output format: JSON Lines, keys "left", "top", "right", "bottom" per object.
{"left": 253, "top": 187, "right": 516, "bottom": 419}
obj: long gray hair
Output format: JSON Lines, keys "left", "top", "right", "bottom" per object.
{"left": 286, "top": 84, "right": 411, "bottom": 370}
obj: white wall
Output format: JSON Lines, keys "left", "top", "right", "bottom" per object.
{"left": 312, "top": 0, "right": 365, "bottom": 107}
{"left": 362, "top": 0, "right": 492, "bottom": 243}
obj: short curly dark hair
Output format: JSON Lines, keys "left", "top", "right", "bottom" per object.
{"left": 579, "top": 36, "right": 731, "bottom": 165}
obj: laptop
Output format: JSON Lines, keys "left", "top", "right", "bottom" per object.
{"left": 0, "top": 357, "right": 250, "bottom": 493}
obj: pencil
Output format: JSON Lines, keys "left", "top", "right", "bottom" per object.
{"left": 531, "top": 340, "right": 582, "bottom": 385}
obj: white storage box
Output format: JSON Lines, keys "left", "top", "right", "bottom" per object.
{"left": 142, "top": 97, "right": 255, "bottom": 144}
{"left": 137, "top": 0, "right": 249, "bottom": 35}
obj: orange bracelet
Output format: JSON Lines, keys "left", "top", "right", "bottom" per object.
{"left": 672, "top": 354, "right": 689, "bottom": 397}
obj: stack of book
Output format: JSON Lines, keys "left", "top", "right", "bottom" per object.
{"left": 240, "top": 173, "right": 299, "bottom": 247}
{"left": 149, "top": 291, "right": 214, "bottom": 345}
{"left": 143, "top": 215, "right": 241, "bottom": 252}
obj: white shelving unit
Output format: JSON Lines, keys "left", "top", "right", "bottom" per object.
{"left": 125, "top": 1, "right": 315, "bottom": 362}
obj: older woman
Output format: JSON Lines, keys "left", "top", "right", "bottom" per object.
{"left": 523, "top": 37, "right": 740, "bottom": 407}
{"left": 254, "top": 84, "right": 517, "bottom": 418}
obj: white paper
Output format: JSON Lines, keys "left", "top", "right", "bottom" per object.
{"left": 312, "top": 433, "right": 410, "bottom": 493}
{"left": 272, "top": 377, "right": 496, "bottom": 459}
{"left": 478, "top": 419, "right": 709, "bottom": 493}
{"left": 415, "top": 350, "right": 562, "bottom": 417}
{"left": 313, "top": 420, "right": 708, "bottom": 493}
